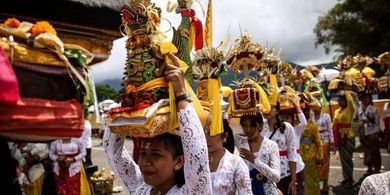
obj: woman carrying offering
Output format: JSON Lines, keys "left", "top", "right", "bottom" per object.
{"left": 313, "top": 104, "right": 333, "bottom": 193}
{"left": 262, "top": 103, "right": 298, "bottom": 195}
{"left": 103, "top": 53, "right": 212, "bottom": 195}
{"left": 204, "top": 118, "right": 253, "bottom": 195}
{"left": 236, "top": 113, "right": 281, "bottom": 195}
{"left": 280, "top": 93, "right": 306, "bottom": 195}
{"left": 299, "top": 97, "right": 323, "bottom": 195}
{"left": 333, "top": 90, "right": 357, "bottom": 189}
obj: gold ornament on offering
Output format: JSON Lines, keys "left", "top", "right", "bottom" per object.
{"left": 377, "top": 52, "right": 390, "bottom": 67}
{"left": 374, "top": 52, "right": 390, "bottom": 92}
{"left": 193, "top": 46, "right": 225, "bottom": 79}
{"left": 193, "top": 46, "right": 226, "bottom": 136}
{"left": 108, "top": 0, "right": 206, "bottom": 138}
{"left": 228, "top": 79, "right": 271, "bottom": 117}
{"left": 352, "top": 54, "right": 374, "bottom": 70}
{"left": 336, "top": 55, "right": 354, "bottom": 71}
{"left": 258, "top": 50, "right": 280, "bottom": 74}
{"left": 278, "top": 61, "right": 294, "bottom": 83}
{"left": 278, "top": 85, "right": 298, "bottom": 113}
{"left": 226, "top": 33, "right": 265, "bottom": 72}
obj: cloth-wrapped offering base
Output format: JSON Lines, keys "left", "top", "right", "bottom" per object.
{"left": 0, "top": 98, "right": 84, "bottom": 141}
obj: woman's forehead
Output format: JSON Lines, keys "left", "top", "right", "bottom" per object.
{"left": 141, "top": 138, "right": 166, "bottom": 149}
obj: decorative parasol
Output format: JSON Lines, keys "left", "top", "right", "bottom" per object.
{"left": 315, "top": 68, "right": 340, "bottom": 83}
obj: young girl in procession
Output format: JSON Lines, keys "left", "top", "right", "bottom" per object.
{"left": 261, "top": 101, "right": 298, "bottom": 195}
{"left": 204, "top": 117, "right": 253, "bottom": 194}
{"left": 193, "top": 41, "right": 253, "bottom": 194}
{"left": 279, "top": 93, "right": 306, "bottom": 195}
{"left": 299, "top": 97, "right": 323, "bottom": 195}
{"left": 313, "top": 104, "right": 333, "bottom": 193}
{"left": 357, "top": 93, "right": 381, "bottom": 176}
{"left": 103, "top": 53, "right": 212, "bottom": 195}
{"left": 49, "top": 137, "right": 89, "bottom": 195}
{"left": 235, "top": 112, "right": 281, "bottom": 195}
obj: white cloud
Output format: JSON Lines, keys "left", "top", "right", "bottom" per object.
{"left": 92, "top": 0, "right": 338, "bottom": 82}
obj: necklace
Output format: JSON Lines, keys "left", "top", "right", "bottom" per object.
{"left": 152, "top": 187, "right": 162, "bottom": 195}
{"left": 209, "top": 149, "right": 225, "bottom": 172}
{"left": 153, "top": 188, "right": 162, "bottom": 195}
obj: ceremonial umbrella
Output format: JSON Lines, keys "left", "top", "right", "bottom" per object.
{"left": 315, "top": 68, "right": 340, "bottom": 83}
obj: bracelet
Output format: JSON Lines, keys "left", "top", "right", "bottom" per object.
{"left": 290, "top": 181, "right": 298, "bottom": 186}
{"left": 175, "top": 92, "right": 192, "bottom": 104}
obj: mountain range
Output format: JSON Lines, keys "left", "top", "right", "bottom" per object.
{"left": 96, "top": 62, "right": 337, "bottom": 91}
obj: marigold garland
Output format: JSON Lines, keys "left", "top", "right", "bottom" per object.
{"left": 3, "top": 18, "right": 21, "bottom": 28}
{"left": 31, "top": 21, "right": 57, "bottom": 36}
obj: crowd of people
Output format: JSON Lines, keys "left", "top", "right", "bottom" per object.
{"left": 101, "top": 53, "right": 388, "bottom": 195}
{"left": 2, "top": 1, "right": 390, "bottom": 195}
{"left": 3, "top": 120, "right": 93, "bottom": 195}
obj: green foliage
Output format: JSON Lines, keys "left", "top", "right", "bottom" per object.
{"left": 314, "top": 0, "right": 390, "bottom": 58}
{"left": 64, "top": 49, "right": 87, "bottom": 67}
{"left": 95, "top": 84, "right": 120, "bottom": 102}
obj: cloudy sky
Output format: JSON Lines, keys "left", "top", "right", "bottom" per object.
{"left": 92, "top": 0, "right": 338, "bottom": 83}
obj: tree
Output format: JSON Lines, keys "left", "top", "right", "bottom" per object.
{"left": 314, "top": 0, "right": 390, "bottom": 58}
{"left": 95, "top": 84, "right": 120, "bottom": 102}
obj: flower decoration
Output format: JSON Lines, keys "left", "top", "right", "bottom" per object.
{"left": 3, "top": 18, "right": 21, "bottom": 28}
{"left": 31, "top": 21, "right": 57, "bottom": 37}
{"left": 226, "top": 33, "right": 265, "bottom": 72}
{"left": 307, "top": 66, "right": 320, "bottom": 78}
{"left": 377, "top": 52, "right": 390, "bottom": 67}
{"left": 336, "top": 55, "right": 354, "bottom": 71}
{"left": 278, "top": 61, "right": 293, "bottom": 77}
{"left": 258, "top": 50, "right": 280, "bottom": 74}
{"left": 352, "top": 54, "right": 373, "bottom": 70}
{"left": 193, "top": 46, "right": 225, "bottom": 79}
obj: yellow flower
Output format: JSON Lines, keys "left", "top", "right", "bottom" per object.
{"left": 31, "top": 21, "right": 57, "bottom": 36}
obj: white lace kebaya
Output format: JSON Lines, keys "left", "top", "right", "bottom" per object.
{"left": 358, "top": 171, "right": 390, "bottom": 195}
{"left": 315, "top": 113, "right": 333, "bottom": 144}
{"left": 49, "top": 138, "right": 86, "bottom": 177}
{"left": 293, "top": 112, "right": 307, "bottom": 174}
{"left": 261, "top": 121, "right": 298, "bottom": 179}
{"left": 210, "top": 149, "right": 253, "bottom": 195}
{"left": 103, "top": 103, "right": 212, "bottom": 195}
{"left": 235, "top": 135, "right": 281, "bottom": 195}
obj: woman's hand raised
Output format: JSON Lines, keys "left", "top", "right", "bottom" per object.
{"left": 164, "top": 53, "right": 186, "bottom": 97}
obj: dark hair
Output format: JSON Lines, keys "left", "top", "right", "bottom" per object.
{"left": 274, "top": 102, "right": 286, "bottom": 134}
{"left": 363, "top": 94, "right": 373, "bottom": 105}
{"left": 0, "top": 137, "right": 22, "bottom": 195}
{"left": 240, "top": 113, "right": 264, "bottom": 129}
{"left": 152, "top": 133, "right": 185, "bottom": 187}
{"left": 222, "top": 119, "right": 235, "bottom": 153}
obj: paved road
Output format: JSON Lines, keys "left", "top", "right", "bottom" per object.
{"left": 91, "top": 137, "right": 389, "bottom": 195}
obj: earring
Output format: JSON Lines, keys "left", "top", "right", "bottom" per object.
{"left": 175, "top": 165, "right": 182, "bottom": 171}
{"left": 223, "top": 138, "right": 227, "bottom": 143}
{"left": 145, "top": 142, "right": 151, "bottom": 149}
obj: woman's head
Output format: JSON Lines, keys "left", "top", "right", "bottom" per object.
{"left": 223, "top": 119, "right": 235, "bottom": 154}
{"left": 361, "top": 94, "right": 373, "bottom": 107}
{"left": 138, "top": 133, "right": 185, "bottom": 188}
{"left": 338, "top": 94, "right": 347, "bottom": 109}
{"left": 314, "top": 107, "right": 322, "bottom": 116}
{"left": 303, "top": 107, "right": 311, "bottom": 119}
{"left": 281, "top": 113, "right": 294, "bottom": 124}
{"left": 263, "top": 106, "right": 277, "bottom": 120}
{"left": 203, "top": 116, "right": 228, "bottom": 153}
{"left": 240, "top": 113, "right": 264, "bottom": 140}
